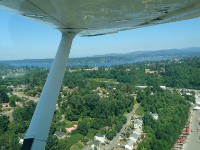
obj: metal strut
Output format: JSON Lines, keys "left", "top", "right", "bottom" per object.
{"left": 22, "top": 32, "right": 77, "bottom": 150}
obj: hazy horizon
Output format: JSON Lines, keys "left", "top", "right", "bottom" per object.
{"left": 0, "top": 10, "right": 200, "bottom": 60}
{"left": 0, "top": 46, "right": 199, "bottom": 61}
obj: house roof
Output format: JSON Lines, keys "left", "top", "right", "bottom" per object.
{"left": 66, "top": 124, "right": 78, "bottom": 132}
{"left": 125, "top": 140, "right": 134, "bottom": 147}
{"left": 120, "top": 134, "right": 125, "bottom": 138}
{"left": 130, "top": 133, "right": 139, "bottom": 140}
{"left": 92, "top": 140, "right": 100, "bottom": 146}
{"left": 134, "top": 120, "right": 142, "bottom": 125}
{"left": 54, "top": 131, "right": 65, "bottom": 138}
{"left": 133, "top": 129, "right": 142, "bottom": 135}
{"left": 95, "top": 134, "right": 104, "bottom": 138}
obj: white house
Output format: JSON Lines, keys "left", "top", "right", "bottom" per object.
{"left": 133, "top": 128, "right": 142, "bottom": 136}
{"left": 129, "top": 133, "right": 139, "bottom": 143}
{"left": 134, "top": 119, "right": 143, "bottom": 129}
{"left": 196, "top": 101, "right": 200, "bottom": 105}
{"left": 186, "top": 92, "right": 192, "bottom": 96}
{"left": 94, "top": 134, "right": 106, "bottom": 143}
{"left": 193, "top": 106, "right": 200, "bottom": 110}
{"left": 125, "top": 140, "right": 135, "bottom": 150}
{"left": 160, "top": 86, "right": 166, "bottom": 90}
{"left": 151, "top": 113, "right": 159, "bottom": 120}
{"left": 19, "top": 138, "right": 24, "bottom": 145}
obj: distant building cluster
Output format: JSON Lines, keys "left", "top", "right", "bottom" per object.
{"left": 145, "top": 69, "right": 157, "bottom": 74}
{"left": 69, "top": 67, "right": 99, "bottom": 72}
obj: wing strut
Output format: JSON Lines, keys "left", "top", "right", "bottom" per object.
{"left": 22, "top": 32, "right": 77, "bottom": 150}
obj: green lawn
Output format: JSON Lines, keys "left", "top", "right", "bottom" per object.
{"left": 65, "top": 121, "right": 77, "bottom": 128}
{"left": 89, "top": 78, "right": 117, "bottom": 83}
{"left": 135, "top": 105, "right": 144, "bottom": 115}
{"left": 70, "top": 143, "right": 83, "bottom": 150}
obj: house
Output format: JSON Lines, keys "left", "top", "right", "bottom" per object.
{"left": 19, "top": 138, "right": 24, "bottom": 145}
{"left": 131, "top": 94, "right": 137, "bottom": 100}
{"left": 133, "top": 128, "right": 142, "bottom": 136}
{"left": 91, "top": 140, "right": 100, "bottom": 150}
{"left": 84, "top": 67, "right": 98, "bottom": 71}
{"left": 125, "top": 140, "right": 135, "bottom": 150}
{"left": 129, "top": 133, "right": 139, "bottom": 143}
{"left": 134, "top": 119, "right": 143, "bottom": 129}
{"left": 145, "top": 69, "right": 156, "bottom": 74}
{"left": 105, "top": 68, "right": 109, "bottom": 71}
{"left": 196, "top": 101, "right": 200, "bottom": 106}
{"left": 136, "top": 86, "right": 148, "bottom": 89}
{"left": 94, "top": 134, "right": 106, "bottom": 143}
{"left": 193, "top": 106, "right": 200, "bottom": 110}
{"left": 151, "top": 113, "right": 159, "bottom": 120}
{"left": 186, "top": 92, "right": 192, "bottom": 96}
{"left": 66, "top": 124, "right": 78, "bottom": 133}
{"left": 150, "top": 92, "right": 155, "bottom": 95}
{"left": 119, "top": 133, "right": 126, "bottom": 139}
{"left": 54, "top": 131, "right": 66, "bottom": 139}
{"left": 160, "top": 86, "right": 166, "bottom": 90}
{"left": 1, "top": 103, "right": 9, "bottom": 107}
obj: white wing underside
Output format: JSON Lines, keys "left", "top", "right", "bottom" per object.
{"left": 0, "top": 0, "right": 200, "bottom": 36}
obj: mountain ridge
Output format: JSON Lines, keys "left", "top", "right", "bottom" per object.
{"left": 0, "top": 47, "right": 200, "bottom": 67}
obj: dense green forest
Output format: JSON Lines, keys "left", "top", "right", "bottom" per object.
{"left": 0, "top": 101, "right": 36, "bottom": 149}
{"left": 61, "top": 57, "right": 200, "bottom": 89}
{"left": 0, "top": 57, "right": 199, "bottom": 149}
{"left": 1, "top": 57, "right": 200, "bottom": 90}
{"left": 136, "top": 87, "right": 193, "bottom": 150}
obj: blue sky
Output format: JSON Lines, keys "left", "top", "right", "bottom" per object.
{"left": 0, "top": 10, "right": 200, "bottom": 60}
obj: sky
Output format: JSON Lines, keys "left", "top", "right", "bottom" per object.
{"left": 0, "top": 10, "right": 200, "bottom": 60}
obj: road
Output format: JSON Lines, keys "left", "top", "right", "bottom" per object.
{"left": 183, "top": 110, "right": 200, "bottom": 150}
{"left": 105, "top": 103, "right": 139, "bottom": 150}
{"left": 183, "top": 93, "right": 200, "bottom": 150}
{"left": 0, "top": 92, "right": 39, "bottom": 120}
{"left": 13, "top": 91, "right": 39, "bottom": 103}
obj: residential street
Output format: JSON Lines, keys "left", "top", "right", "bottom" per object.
{"left": 105, "top": 103, "right": 139, "bottom": 150}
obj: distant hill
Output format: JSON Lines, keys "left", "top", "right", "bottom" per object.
{"left": 95, "top": 47, "right": 200, "bottom": 58}
{"left": 1, "top": 47, "right": 200, "bottom": 67}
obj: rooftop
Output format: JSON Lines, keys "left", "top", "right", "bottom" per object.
{"left": 54, "top": 131, "right": 65, "bottom": 138}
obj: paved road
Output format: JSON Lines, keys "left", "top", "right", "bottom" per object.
{"left": 183, "top": 110, "right": 200, "bottom": 150}
{"left": 183, "top": 92, "right": 200, "bottom": 150}
{"left": 105, "top": 103, "right": 139, "bottom": 150}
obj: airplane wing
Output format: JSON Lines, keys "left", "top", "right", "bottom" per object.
{"left": 0, "top": 0, "right": 200, "bottom": 36}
